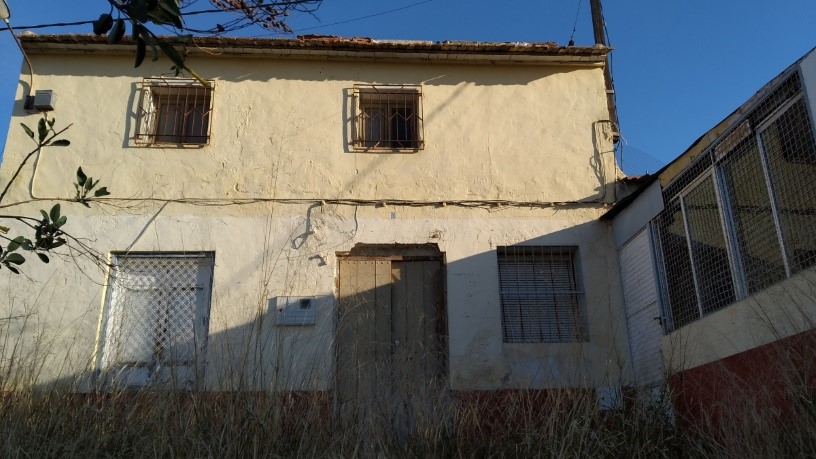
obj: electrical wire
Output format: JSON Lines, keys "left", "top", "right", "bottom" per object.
{"left": 286, "top": 0, "right": 434, "bottom": 34}
{"left": 568, "top": 0, "right": 582, "bottom": 46}
{"left": 0, "top": 20, "right": 95, "bottom": 32}
{"left": 2, "top": 19, "right": 35, "bottom": 95}
{"left": 0, "top": 0, "right": 432, "bottom": 36}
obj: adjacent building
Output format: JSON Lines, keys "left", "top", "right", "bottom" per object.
{"left": 607, "top": 46, "right": 816, "bottom": 423}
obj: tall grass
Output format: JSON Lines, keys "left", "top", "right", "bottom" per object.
{"left": 1, "top": 376, "right": 812, "bottom": 457}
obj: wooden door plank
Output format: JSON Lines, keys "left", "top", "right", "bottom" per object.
{"left": 354, "top": 260, "right": 377, "bottom": 405}
{"left": 420, "top": 260, "right": 443, "bottom": 377}
{"left": 336, "top": 259, "right": 358, "bottom": 405}
{"left": 373, "top": 260, "right": 392, "bottom": 408}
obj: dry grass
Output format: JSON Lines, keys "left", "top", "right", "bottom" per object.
{"left": 0, "top": 379, "right": 812, "bottom": 458}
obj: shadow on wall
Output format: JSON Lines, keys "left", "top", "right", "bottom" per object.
{"left": 26, "top": 53, "right": 590, "bottom": 86}
{"left": 14, "top": 218, "right": 626, "bottom": 394}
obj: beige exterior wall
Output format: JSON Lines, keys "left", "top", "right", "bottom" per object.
{"left": 0, "top": 50, "right": 628, "bottom": 391}
{"left": 662, "top": 267, "right": 816, "bottom": 372}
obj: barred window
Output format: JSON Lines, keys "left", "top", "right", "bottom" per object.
{"left": 135, "top": 78, "right": 213, "bottom": 145}
{"left": 99, "top": 253, "right": 214, "bottom": 389}
{"left": 353, "top": 85, "right": 423, "bottom": 150}
{"left": 497, "top": 246, "right": 586, "bottom": 343}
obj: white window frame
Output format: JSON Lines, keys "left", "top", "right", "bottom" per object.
{"left": 97, "top": 252, "right": 214, "bottom": 389}
{"left": 497, "top": 246, "right": 586, "bottom": 343}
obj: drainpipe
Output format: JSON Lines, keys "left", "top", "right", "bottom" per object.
{"left": 590, "top": 0, "right": 619, "bottom": 140}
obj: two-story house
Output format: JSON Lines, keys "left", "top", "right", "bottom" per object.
{"left": 0, "top": 34, "right": 627, "bottom": 413}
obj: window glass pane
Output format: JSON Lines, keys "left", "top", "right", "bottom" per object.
{"left": 354, "top": 86, "right": 422, "bottom": 149}
{"left": 136, "top": 79, "right": 212, "bottom": 145}
{"left": 762, "top": 98, "right": 816, "bottom": 273}
{"left": 683, "top": 176, "right": 736, "bottom": 314}
{"left": 155, "top": 100, "right": 182, "bottom": 143}
{"left": 362, "top": 107, "right": 386, "bottom": 146}
{"left": 720, "top": 137, "right": 787, "bottom": 293}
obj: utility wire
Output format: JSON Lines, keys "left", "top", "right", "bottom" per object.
{"left": 568, "top": 0, "right": 583, "bottom": 46}
{"left": 0, "top": 20, "right": 95, "bottom": 32}
{"left": 286, "top": 0, "right": 434, "bottom": 34}
{"left": 0, "top": 0, "right": 432, "bottom": 35}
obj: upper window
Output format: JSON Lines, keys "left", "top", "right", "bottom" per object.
{"left": 99, "top": 252, "right": 214, "bottom": 389}
{"left": 497, "top": 246, "right": 586, "bottom": 343}
{"left": 352, "top": 85, "right": 424, "bottom": 150}
{"left": 135, "top": 78, "right": 213, "bottom": 146}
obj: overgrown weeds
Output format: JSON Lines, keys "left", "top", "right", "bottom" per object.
{"left": 1, "top": 381, "right": 813, "bottom": 458}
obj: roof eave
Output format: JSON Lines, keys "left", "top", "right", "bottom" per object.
{"left": 18, "top": 35, "right": 610, "bottom": 66}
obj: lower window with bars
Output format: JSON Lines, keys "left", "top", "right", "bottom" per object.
{"left": 497, "top": 246, "right": 586, "bottom": 343}
{"left": 98, "top": 252, "right": 215, "bottom": 389}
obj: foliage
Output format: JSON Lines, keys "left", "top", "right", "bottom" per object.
{"left": 73, "top": 167, "right": 110, "bottom": 207}
{"left": 89, "top": 0, "right": 323, "bottom": 84}
{"left": 0, "top": 115, "right": 110, "bottom": 274}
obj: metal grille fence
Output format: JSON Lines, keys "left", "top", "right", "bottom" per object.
{"left": 497, "top": 246, "right": 585, "bottom": 343}
{"left": 102, "top": 254, "right": 214, "bottom": 374}
{"left": 135, "top": 78, "right": 213, "bottom": 145}
{"left": 654, "top": 199, "right": 699, "bottom": 329}
{"left": 655, "top": 71, "right": 816, "bottom": 331}
{"left": 353, "top": 85, "right": 423, "bottom": 150}
{"left": 620, "top": 227, "right": 665, "bottom": 386}
{"left": 682, "top": 175, "right": 737, "bottom": 314}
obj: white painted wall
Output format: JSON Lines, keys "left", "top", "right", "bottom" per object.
{"left": 0, "top": 47, "right": 629, "bottom": 391}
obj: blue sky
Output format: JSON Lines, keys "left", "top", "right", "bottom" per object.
{"left": 1, "top": 0, "right": 815, "bottom": 174}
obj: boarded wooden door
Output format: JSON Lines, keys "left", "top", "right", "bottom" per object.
{"left": 336, "top": 252, "right": 446, "bottom": 433}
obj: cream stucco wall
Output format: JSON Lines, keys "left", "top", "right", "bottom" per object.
{"left": 0, "top": 49, "right": 628, "bottom": 391}
{"left": 661, "top": 267, "right": 816, "bottom": 372}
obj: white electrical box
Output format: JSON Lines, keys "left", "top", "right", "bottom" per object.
{"left": 272, "top": 296, "right": 316, "bottom": 326}
{"left": 33, "top": 90, "right": 56, "bottom": 111}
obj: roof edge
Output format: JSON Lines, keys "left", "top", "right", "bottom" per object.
{"left": 18, "top": 34, "right": 610, "bottom": 65}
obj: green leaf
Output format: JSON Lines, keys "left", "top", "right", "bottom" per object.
{"left": 6, "top": 265, "right": 19, "bottom": 274}
{"left": 94, "top": 187, "right": 111, "bottom": 197}
{"left": 128, "top": 0, "right": 150, "bottom": 22}
{"left": 37, "top": 253, "right": 49, "bottom": 263}
{"left": 39, "top": 209, "right": 50, "bottom": 222}
{"left": 135, "top": 36, "right": 147, "bottom": 68}
{"left": 55, "top": 216, "right": 67, "bottom": 228}
{"left": 51, "top": 139, "right": 70, "bottom": 147}
{"left": 157, "top": 40, "right": 186, "bottom": 72}
{"left": 84, "top": 177, "right": 94, "bottom": 192}
{"left": 92, "top": 13, "right": 114, "bottom": 35}
{"left": 50, "top": 203, "right": 61, "bottom": 223}
{"left": 108, "top": 18, "right": 126, "bottom": 44}
{"left": 47, "top": 118, "right": 55, "bottom": 127}
{"left": 5, "top": 253, "right": 25, "bottom": 265}
{"left": 7, "top": 237, "right": 22, "bottom": 253}
{"left": 38, "top": 118, "right": 48, "bottom": 143}
{"left": 20, "top": 123, "right": 34, "bottom": 139}
{"left": 76, "top": 167, "right": 87, "bottom": 186}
